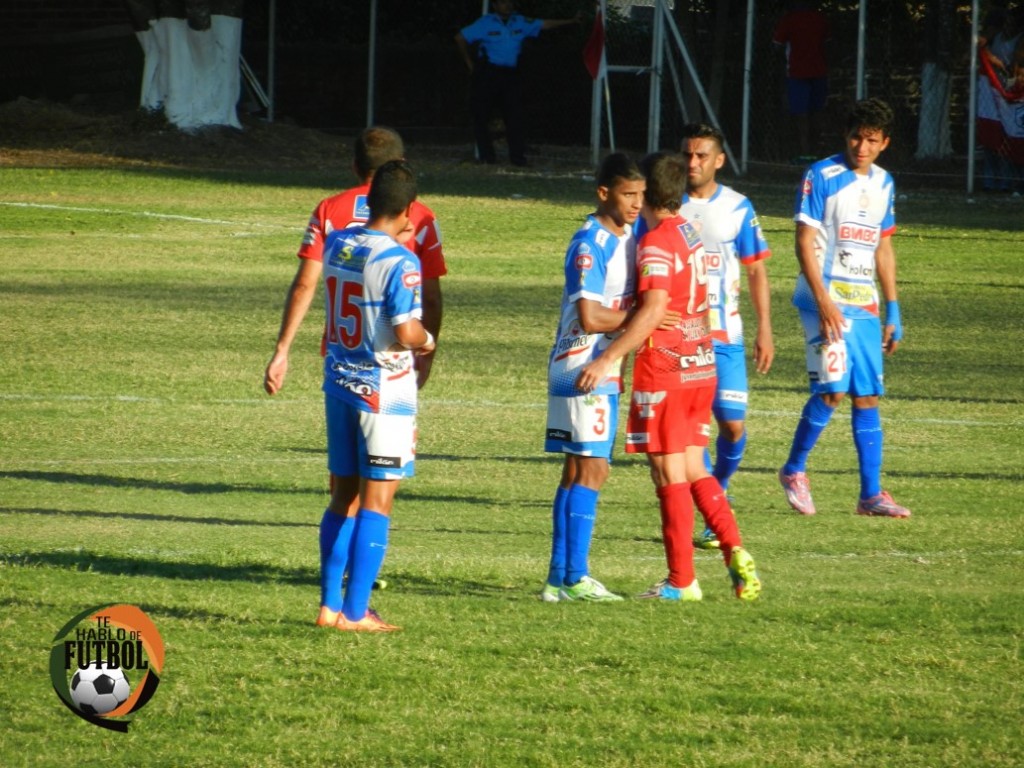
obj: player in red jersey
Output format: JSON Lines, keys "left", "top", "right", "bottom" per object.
{"left": 264, "top": 126, "right": 447, "bottom": 396}
{"left": 576, "top": 153, "right": 761, "bottom": 602}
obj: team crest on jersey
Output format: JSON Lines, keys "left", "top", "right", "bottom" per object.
{"left": 352, "top": 195, "right": 370, "bottom": 221}
{"left": 802, "top": 175, "right": 813, "bottom": 197}
{"left": 402, "top": 270, "right": 422, "bottom": 288}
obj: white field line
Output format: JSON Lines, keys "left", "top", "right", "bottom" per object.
{"left": 0, "top": 201, "right": 299, "bottom": 232}
{"left": 1, "top": 392, "right": 1019, "bottom": 429}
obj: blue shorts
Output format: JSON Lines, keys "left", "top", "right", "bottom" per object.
{"left": 786, "top": 77, "right": 828, "bottom": 115}
{"left": 545, "top": 392, "right": 619, "bottom": 459}
{"left": 325, "top": 395, "right": 416, "bottom": 480}
{"left": 799, "top": 310, "right": 885, "bottom": 397}
{"left": 712, "top": 342, "right": 748, "bottom": 422}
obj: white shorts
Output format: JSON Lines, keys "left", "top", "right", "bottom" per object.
{"left": 544, "top": 393, "right": 619, "bottom": 459}
{"left": 325, "top": 395, "right": 416, "bottom": 480}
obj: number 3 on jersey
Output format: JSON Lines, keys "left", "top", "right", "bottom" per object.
{"left": 326, "top": 276, "right": 363, "bottom": 349}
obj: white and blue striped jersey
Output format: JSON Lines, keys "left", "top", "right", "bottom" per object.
{"left": 793, "top": 154, "right": 895, "bottom": 319}
{"left": 548, "top": 216, "right": 636, "bottom": 397}
{"left": 321, "top": 226, "right": 422, "bottom": 415}
{"left": 680, "top": 184, "right": 770, "bottom": 346}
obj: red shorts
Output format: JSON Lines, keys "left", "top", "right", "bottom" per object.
{"left": 624, "top": 386, "right": 714, "bottom": 454}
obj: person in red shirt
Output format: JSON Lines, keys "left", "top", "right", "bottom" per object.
{"left": 772, "top": 1, "right": 831, "bottom": 160}
{"left": 264, "top": 126, "right": 447, "bottom": 396}
{"left": 576, "top": 152, "right": 762, "bottom": 602}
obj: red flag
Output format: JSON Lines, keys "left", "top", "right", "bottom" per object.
{"left": 583, "top": 11, "right": 605, "bottom": 80}
{"left": 978, "top": 45, "right": 1024, "bottom": 165}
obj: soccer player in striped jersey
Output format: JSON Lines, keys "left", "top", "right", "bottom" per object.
{"left": 577, "top": 153, "right": 762, "bottom": 602}
{"left": 678, "top": 123, "right": 774, "bottom": 549}
{"left": 778, "top": 98, "right": 910, "bottom": 519}
{"left": 541, "top": 153, "right": 646, "bottom": 603}
{"left": 264, "top": 126, "right": 446, "bottom": 396}
{"left": 315, "top": 160, "right": 435, "bottom": 632}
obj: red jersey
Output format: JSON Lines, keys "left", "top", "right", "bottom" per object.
{"left": 632, "top": 215, "right": 716, "bottom": 392}
{"left": 297, "top": 184, "right": 447, "bottom": 280}
{"left": 772, "top": 8, "right": 830, "bottom": 79}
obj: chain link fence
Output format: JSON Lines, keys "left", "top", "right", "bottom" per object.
{"left": 585, "top": 1, "right": 976, "bottom": 184}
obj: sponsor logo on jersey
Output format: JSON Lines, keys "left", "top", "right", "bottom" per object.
{"left": 838, "top": 223, "right": 879, "bottom": 245}
{"left": 352, "top": 195, "right": 370, "bottom": 221}
{"left": 402, "top": 270, "right": 422, "bottom": 288}
{"left": 822, "top": 164, "right": 846, "bottom": 179}
{"left": 368, "top": 455, "right": 400, "bottom": 468}
{"left": 680, "top": 221, "right": 701, "bottom": 248}
{"left": 677, "top": 345, "right": 716, "bottom": 370}
{"left": 829, "top": 281, "right": 874, "bottom": 306}
{"left": 556, "top": 333, "right": 591, "bottom": 355}
{"left": 836, "top": 250, "right": 875, "bottom": 278}
{"left": 641, "top": 262, "right": 670, "bottom": 278}
{"left": 547, "top": 428, "right": 572, "bottom": 441}
{"left": 625, "top": 432, "right": 649, "bottom": 445}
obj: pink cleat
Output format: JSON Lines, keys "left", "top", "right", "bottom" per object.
{"left": 779, "top": 468, "right": 816, "bottom": 515}
{"left": 856, "top": 491, "right": 911, "bottom": 518}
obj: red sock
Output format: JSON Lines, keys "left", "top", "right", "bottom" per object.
{"left": 656, "top": 483, "right": 695, "bottom": 588}
{"left": 691, "top": 476, "right": 741, "bottom": 561}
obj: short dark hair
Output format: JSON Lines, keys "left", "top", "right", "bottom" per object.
{"left": 354, "top": 126, "right": 405, "bottom": 178}
{"left": 679, "top": 122, "right": 725, "bottom": 152}
{"left": 596, "top": 152, "right": 644, "bottom": 188}
{"left": 846, "top": 98, "right": 895, "bottom": 138}
{"left": 640, "top": 152, "right": 686, "bottom": 213}
{"left": 367, "top": 160, "right": 417, "bottom": 219}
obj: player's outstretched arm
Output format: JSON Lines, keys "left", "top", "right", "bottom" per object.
{"left": 576, "top": 289, "right": 669, "bottom": 392}
{"left": 264, "top": 259, "right": 322, "bottom": 395}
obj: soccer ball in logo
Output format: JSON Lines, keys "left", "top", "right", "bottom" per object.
{"left": 70, "top": 662, "right": 131, "bottom": 715}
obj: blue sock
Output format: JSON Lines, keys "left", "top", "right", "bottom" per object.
{"left": 319, "top": 509, "right": 355, "bottom": 612}
{"left": 566, "top": 484, "right": 599, "bottom": 586}
{"left": 784, "top": 396, "right": 836, "bottom": 474}
{"left": 852, "top": 406, "right": 883, "bottom": 499}
{"left": 546, "top": 486, "right": 570, "bottom": 588}
{"left": 342, "top": 509, "right": 390, "bottom": 621}
{"left": 713, "top": 431, "right": 747, "bottom": 491}
{"left": 702, "top": 448, "right": 713, "bottom": 474}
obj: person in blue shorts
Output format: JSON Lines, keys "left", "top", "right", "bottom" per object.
{"left": 778, "top": 98, "right": 911, "bottom": 519}
{"left": 316, "top": 160, "right": 436, "bottom": 632}
{"left": 677, "top": 123, "right": 774, "bottom": 549}
{"left": 541, "top": 153, "right": 675, "bottom": 602}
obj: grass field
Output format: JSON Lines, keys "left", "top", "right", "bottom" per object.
{"left": 1, "top": 146, "right": 1022, "bottom": 767}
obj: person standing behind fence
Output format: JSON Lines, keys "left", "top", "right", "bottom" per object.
{"left": 772, "top": 0, "right": 831, "bottom": 162}
{"left": 455, "top": 0, "right": 580, "bottom": 167}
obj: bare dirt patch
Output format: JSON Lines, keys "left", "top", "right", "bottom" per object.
{"left": 0, "top": 97, "right": 353, "bottom": 171}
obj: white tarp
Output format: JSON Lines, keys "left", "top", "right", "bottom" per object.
{"left": 135, "top": 14, "right": 242, "bottom": 131}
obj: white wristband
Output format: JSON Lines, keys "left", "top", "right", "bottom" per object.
{"left": 422, "top": 331, "right": 435, "bottom": 349}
